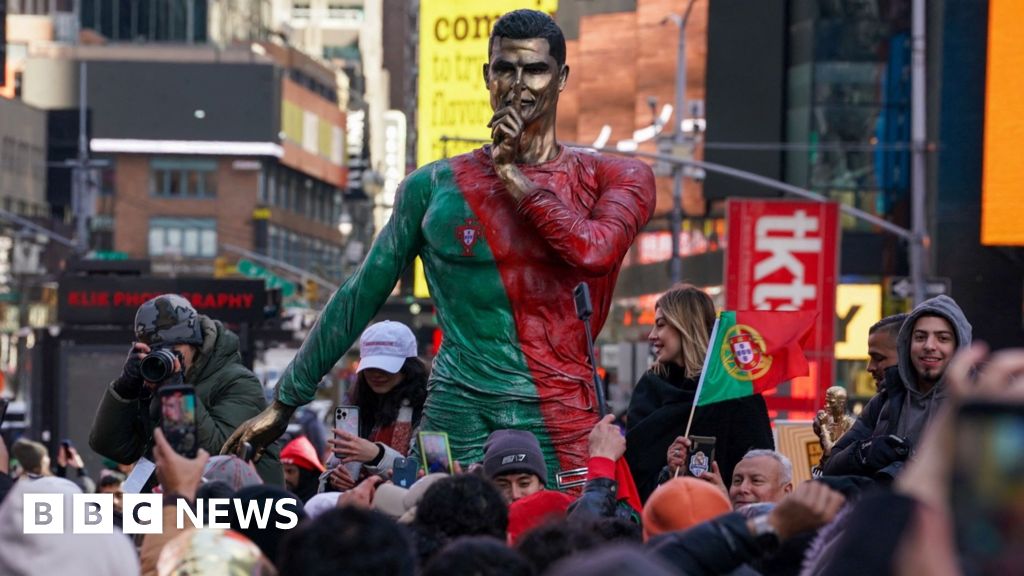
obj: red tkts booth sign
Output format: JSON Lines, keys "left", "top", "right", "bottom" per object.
{"left": 725, "top": 199, "right": 839, "bottom": 415}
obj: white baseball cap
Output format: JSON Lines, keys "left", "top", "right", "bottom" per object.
{"left": 357, "top": 320, "right": 418, "bottom": 374}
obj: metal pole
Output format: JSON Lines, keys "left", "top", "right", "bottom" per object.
{"left": 909, "top": 0, "right": 928, "bottom": 305}
{"left": 75, "top": 60, "right": 89, "bottom": 255}
{"left": 669, "top": 0, "right": 697, "bottom": 286}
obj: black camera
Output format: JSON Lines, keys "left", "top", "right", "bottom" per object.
{"left": 140, "top": 347, "right": 184, "bottom": 383}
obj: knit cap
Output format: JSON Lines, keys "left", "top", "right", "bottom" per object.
{"left": 642, "top": 477, "right": 732, "bottom": 541}
{"left": 482, "top": 430, "right": 547, "bottom": 485}
{"left": 507, "top": 489, "right": 574, "bottom": 543}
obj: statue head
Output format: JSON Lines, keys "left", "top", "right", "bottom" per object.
{"left": 824, "top": 386, "right": 848, "bottom": 414}
{"left": 483, "top": 10, "right": 569, "bottom": 128}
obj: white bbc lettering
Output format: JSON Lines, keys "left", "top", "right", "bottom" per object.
{"left": 752, "top": 210, "right": 821, "bottom": 310}
{"left": 123, "top": 494, "right": 163, "bottom": 534}
{"left": 23, "top": 493, "right": 64, "bottom": 534}
{"left": 73, "top": 493, "right": 114, "bottom": 534}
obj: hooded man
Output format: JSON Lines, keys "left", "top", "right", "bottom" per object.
{"left": 822, "top": 295, "right": 972, "bottom": 479}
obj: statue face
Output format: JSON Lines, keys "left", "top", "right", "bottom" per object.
{"left": 826, "top": 387, "right": 848, "bottom": 412}
{"left": 484, "top": 37, "right": 567, "bottom": 127}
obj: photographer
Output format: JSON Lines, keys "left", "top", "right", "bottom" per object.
{"left": 89, "top": 294, "right": 282, "bottom": 485}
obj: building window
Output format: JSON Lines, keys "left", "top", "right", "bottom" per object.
{"left": 149, "top": 217, "right": 217, "bottom": 258}
{"left": 150, "top": 158, "right": 217, "bottom": 198}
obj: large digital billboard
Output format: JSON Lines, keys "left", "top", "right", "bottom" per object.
{"left": 417, "top": 0, "right": 558, "bottom": 166}
{"left": 981, "top": 0, "right": 1024, "bottom": 246}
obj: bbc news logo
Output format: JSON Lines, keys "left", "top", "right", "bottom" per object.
{"left": 23, "top": 494, "right": 300, "bottom": 534}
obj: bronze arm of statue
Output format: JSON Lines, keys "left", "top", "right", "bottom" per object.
{"left": 222, "top": 399, "right": 295, "bottom": 461}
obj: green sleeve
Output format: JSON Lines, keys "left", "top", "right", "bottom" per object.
{"left": 275, "top": 164, "right": 436, "bottom": 406}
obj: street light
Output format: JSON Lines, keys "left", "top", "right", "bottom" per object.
{"left": 664, "top": 0, "right": 700, "bottom": 286}
{"left": 337, "top": 210, "right": 353, "bottom": 239}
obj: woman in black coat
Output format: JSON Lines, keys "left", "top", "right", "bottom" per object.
{"left": 625, "top": 285, "right": 774, "bottom": 503}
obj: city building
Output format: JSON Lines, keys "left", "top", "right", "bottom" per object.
{"left": 19, "top": 43, "right": 353, "bottom": 293}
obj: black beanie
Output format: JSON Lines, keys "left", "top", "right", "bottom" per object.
{"left": 482, "top": 430, "right": 547, "bottom": 485}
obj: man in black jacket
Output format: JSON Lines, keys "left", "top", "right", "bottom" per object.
{"left": 821, "top": 295, "right": 971, "bottom": 480}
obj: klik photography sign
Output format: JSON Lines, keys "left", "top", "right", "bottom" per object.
{"left": 417, "top": 0, "right": 558, "bottom": 165}
{"left": 58, "top": 277, "right": 267, "bottom": 325}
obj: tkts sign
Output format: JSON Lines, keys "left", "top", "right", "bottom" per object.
{"left": 725, "top": 200, "right": 839, "bottom": 414}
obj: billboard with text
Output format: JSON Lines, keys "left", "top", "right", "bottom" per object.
{"left": 417, "top": 0, "right": 558, "bottom": 166}
{"left": 726, "top": 199, "right": 839, "bottom": 415}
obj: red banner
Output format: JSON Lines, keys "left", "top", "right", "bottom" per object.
{"left": 725, "top": 200, "right": 839, "bottom": 415}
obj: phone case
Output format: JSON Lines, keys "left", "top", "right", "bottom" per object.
{"left": 686, "top": 435, "right": 717, "bottom": 477}
{"left": 159, "top": 385, "right": 198, "bottom": 458}
{"left": 334, "top": 406, "right": 362, "bottom": 479}
{"left": 418, "top": 431, "right": 454, "bottom": 475}
{"left": 392, "top": 457, "right": 420, "bottom": 488}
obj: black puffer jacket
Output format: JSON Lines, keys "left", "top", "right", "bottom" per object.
{"left": 626, "top": 363, "right": 775, "bottom": 502}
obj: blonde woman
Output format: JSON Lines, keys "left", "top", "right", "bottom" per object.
{"left": 625, "top": 285, "right": 774, "bottom": 502}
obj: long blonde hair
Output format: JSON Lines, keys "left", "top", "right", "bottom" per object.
{"left": 652, "top": 285, "right": 716, "bottom": 379}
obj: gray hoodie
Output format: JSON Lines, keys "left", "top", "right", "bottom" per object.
{"left": 893, "top": 295, "right": 972, "bottom": 444}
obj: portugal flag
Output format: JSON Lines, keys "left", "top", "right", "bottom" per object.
{"left": 695, "top": 310, "right": 817, "bottom": 407}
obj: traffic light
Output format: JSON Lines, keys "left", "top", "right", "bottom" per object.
{"left": 305, "top": 278, "right": 318, "bottom": 304}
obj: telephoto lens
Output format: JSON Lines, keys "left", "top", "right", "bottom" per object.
{"left": 140, "top": 348, "right": 178, "bottom": 382}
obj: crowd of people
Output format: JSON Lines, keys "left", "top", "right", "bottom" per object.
{"left": 0, "top": 286, "right": 1020, "bottom": 575}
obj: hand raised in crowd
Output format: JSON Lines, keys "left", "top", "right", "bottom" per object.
{"left": 328, "top": 428, "right": 379, "bottom": 463}
{"left": 764, "top": 480, "right": 845, "bottom": 541}
{"left": 667, "top": 436, "right": 691, "bottom": 473}
{"left": 153, "top": 427, "right": 209, "bottom": 501}
{"left": 57, "top": 444, "right": 86, "bottom": 470}
{"left": 588, "top": 414, "right": 626, "bottom": 461}
{"left": 338, "top": 475, "right": 384, "bottom": 509}
{"left": 699, "top": 461, "right": 729, "bottom": 502}
{"left": 328, "top": 464, "right": 357, "bottom": 491}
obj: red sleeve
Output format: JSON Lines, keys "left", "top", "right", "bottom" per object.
{"left": 587, "top": 456, "right": 616, "bottom": 481}
{"left": 515, "top": 157, "right": 656, "bottom": 276}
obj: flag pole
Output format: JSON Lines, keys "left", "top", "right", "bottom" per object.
{"left": 676, "top": 316, "right": 721, "bottom": 478}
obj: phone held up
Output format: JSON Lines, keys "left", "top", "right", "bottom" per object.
{"left": 419, "top": 431, "right": 454, "bottom": 475}
{"left": 158, "top": 384, "right": 198, "bottom": 458}
{"left": 952, "top": 400, "right": 1024, "bottom": 575}
{"left": 335, "top": 406, "right": 363, "bottom": 478}
{"left": 392, "top": 457, "right": 421, "bottom": 488}
{"left": 686, "top": 436, "right": 717, "bottom": 478}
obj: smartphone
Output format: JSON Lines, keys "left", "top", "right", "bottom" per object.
{"left": 392, "top": 457, "right": 420, "bottom": 489}
{"left": 574, "top": 282, "right": 593, "bottom": 321}
{"left": 419, "top": 431, "right": 454, "bottom": 475}
{"left": 686, "top": 435, "right": 717, "bottom": 478}
{"left": 335, "top": 406, "right": 363, "bottom": 479}
{"left": 158, "top": 384, "right": 198, "bottom": 458}
{"left": 952, "top": 401, "right": 1024, "bottom": 575}
{"left": 0, "top": 397, "right": 9, "bottom": 427}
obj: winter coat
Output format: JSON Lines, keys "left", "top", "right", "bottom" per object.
{"left": 89, "top": 316, "right": 283, "bottom": 485}
{"left": 626, "top": 362, "right": 775, "bottom": 502}
{"left": 822, "top": 295, "right": 971, "bottom": 478}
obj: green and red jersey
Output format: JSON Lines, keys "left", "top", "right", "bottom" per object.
{"left": 276, "top": 145, "right": 655, "bottom": 472}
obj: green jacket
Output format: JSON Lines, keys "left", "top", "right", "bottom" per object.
{"left": 89, "top": 316, "right": 283, "bottom": 485}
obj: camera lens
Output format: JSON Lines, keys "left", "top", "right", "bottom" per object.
{"left": 140, "top": 349, "right": 177, "bottom": 382}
